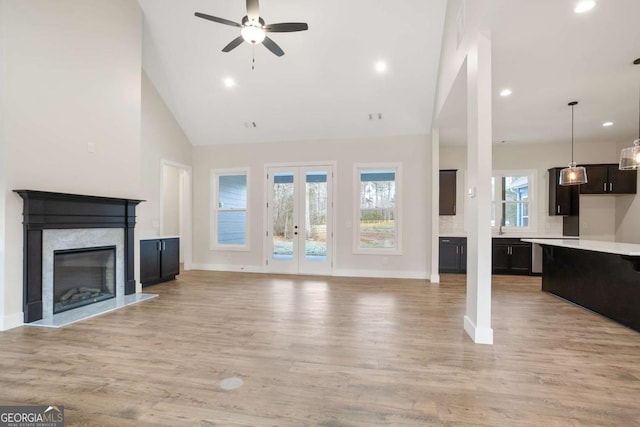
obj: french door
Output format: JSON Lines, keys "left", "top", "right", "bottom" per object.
{"left": 266, "top": 165, "right": 333, "bottom": 275}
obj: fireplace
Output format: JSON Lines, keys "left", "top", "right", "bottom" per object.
{"left": 14, "top": 190, "right": 143, "bottom": 323}
{"left": 53, "top": 246, "right": 117, "bottom": 314}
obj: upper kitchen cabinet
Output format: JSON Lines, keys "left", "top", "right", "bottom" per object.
{"left": 439, "top": 169, "right": 457, "bottom": 215}
{"left": 548, "top": 167, "right": 579, "bottom": 216}
{"left": 579, "top": 164, "right": 637, "bottom": 194}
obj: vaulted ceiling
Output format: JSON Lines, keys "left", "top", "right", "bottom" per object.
{"left": 140, "top": 0, "right": 640, "bottom": 148}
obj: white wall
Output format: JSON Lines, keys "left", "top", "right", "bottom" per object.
{"left": 139, "top": 71, "right": 193, "bottom": 240}
{"left": 192, "top": 135, "right": 430, "bottom": 278}
{"left": 0, "top": 0, "right": 142, "bottom": 329}
{"left": 440, "top": 140, "right": 624, "bottom": 240}
{"left": 161, "top": 164, "right": 181, "bottom": 236}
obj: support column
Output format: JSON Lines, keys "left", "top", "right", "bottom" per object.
{"left": 430, "top": 128, "right": 440, "bottom": 284}
{"left": 464, "top": 32, "right": 493, "bottom": 344}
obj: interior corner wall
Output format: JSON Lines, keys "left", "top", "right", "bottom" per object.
{"left": 192, "top": 135, "right": 431, "bottom": 278}
{"left": 0, "top": 0, "right": 142, "bottom": 330}
{"left": 0, "top": 0, "right": 7, "bottom": 329}
{"left": 139, "top": 71, "right": 193, "bottom": 240}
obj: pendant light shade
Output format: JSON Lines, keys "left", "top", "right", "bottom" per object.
{"left": 559, "top": 101, "right": 588, "bottom": 186}
{"left": 619, "top": 58, "right": 640, "bottom": 170}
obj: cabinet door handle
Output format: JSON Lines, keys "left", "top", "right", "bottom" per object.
{"left": 442, "top": 239, "right": 450, "bottom": 243}
{"left": 162, "top": 241, "right": 166, "bottom": 251}
{"left": 157, "top": 241, "right": 161, "bottom": 252}
{"left": 557, "top": 205, "right": 560, "bottom": 214}
{"left": 604, "top": 182, "right": 607, "bottom": 192}
{"left": 461, "top": 246, "right": 464, "bottom": 255}
{"left": 453, "top": 204, "right": 456, "bottom": 214}
{"left": 456, "top": 246, "right": 459, "bottom": 254}
{"left": 610, "top": 182, "right": 613, "bottom": 192}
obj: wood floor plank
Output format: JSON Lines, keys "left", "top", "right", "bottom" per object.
{"left": 1, "top": 271, "right": 639, "bottom": 426}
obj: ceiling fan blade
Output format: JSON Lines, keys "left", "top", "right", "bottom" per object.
{"left": 262, "top": 36, "right": 284, "bottom": 57}
{"left": 222, "top": 36, "right": 245, "bottom": 52}
{"left": 264, "top": 22, "right": 309, "bottom": 33}
{"left": 246, "top": 0, "right": 260, "bottom": 22}
{"left": 194, "top": 12, "right": 241, "bottom": 28}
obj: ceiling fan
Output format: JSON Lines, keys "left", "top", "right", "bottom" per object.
{"left": 195, "top": 0, "right": 308, "bottom": 57}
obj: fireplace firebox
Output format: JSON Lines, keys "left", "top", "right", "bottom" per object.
{"left": 53, "top": 246, "right": 117, "bottom": 314}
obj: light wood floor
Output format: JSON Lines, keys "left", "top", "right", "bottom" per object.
{"left": 1, "top": 271, "right": 639, "bottom": 426}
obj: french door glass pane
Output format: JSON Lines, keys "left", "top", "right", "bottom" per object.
{"left": 305, "top": 172, "right": 327, "bottom": 261}
{"left": 272, "top": 173, "right": 295, "bottom": 260}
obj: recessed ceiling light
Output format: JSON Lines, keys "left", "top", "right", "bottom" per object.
{"left": 574, "top": 0, "right": 596, "bottom": 14}
{"left": 374, "top": 61, "right": 387, "bottom": 74}
{"left": 500, "top": 88, "right": 512, "bottom": 97}
{"left": 602, "top": 121, "right": 614, "bottom": 127}
{"left": 223, "top": 77, "right": 236, "bottom": 88}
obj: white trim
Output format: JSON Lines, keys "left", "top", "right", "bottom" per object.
{"left": 464, "top": 315, "right": 494, "bottom": 345}
{"left": 333, "top": 268, "right": 427, "bottom": 279}
{"left": 191, "top": 263, "right": 267, "bottom": 274}
{"left": 191, "top": 264, "right": 428, "bottom": 280}
{"left": 353, "top": 162, "right": 403, "bottom": 255}
{"left": 210, "top": 167, "right": 250, "bottom": 251}
{"left": 1, "top": 312, "right": 24, "bottom": 331}
{"left": 430, "top": 273, "right": 440, "bottom": 283}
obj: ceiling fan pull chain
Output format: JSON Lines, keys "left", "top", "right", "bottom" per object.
{"left": 252, "top": 46, "right": 256, "bottom": 70}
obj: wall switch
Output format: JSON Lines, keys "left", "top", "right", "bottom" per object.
{"left": 87, "top": 142, "right": 95, "bottom": 153}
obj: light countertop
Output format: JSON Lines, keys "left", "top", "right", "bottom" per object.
{"left": 440, "top": 233, "right": 578, "bottom": 239}
{"left": 521, "top": 238, "right": 640, "bottom": 256}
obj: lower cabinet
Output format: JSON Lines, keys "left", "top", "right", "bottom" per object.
{"left": 141, "top": 238, "right": 180, "bottom": 287}
{"left": 492, "top": 238, "right": 531, "bottom": 275}
{"left": 439, "top": 237, "right": 466, "bottom": 273}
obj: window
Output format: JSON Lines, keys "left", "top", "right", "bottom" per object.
{"left": 211, "top": 169, "right": 249, "bottom": 249}
{"left": 354, "top": 164, "right": 402, "bottom": 254}
{"left": 491, "top": 170, "right": 535, "bottom": 230}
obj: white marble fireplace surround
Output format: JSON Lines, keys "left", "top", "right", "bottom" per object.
{"left": 42, "top": 228, "right": 125, "bottom": 319}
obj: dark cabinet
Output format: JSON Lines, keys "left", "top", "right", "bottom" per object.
{"left": 548, "top": 167, "right": 579, "bottom": 216}
{"left": 439, "top": 170, "right": 457, "bottom": 215}
{"left": 439, "top": 237, "right": 466, "bottom": 273}
{"left": 579, "top": 164, "right": 637, "bottom": 194}
{"left": 141, "top": 238, "right": 180, "bottom": 287}
{"left": 492, "top": 238, "right": 531, "bottom": 275}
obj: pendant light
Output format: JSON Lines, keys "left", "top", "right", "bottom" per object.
{"left": 559, "top": 101, "right": 588, "bottom": 185}
{"left": 619, "top": 58, "right": 640, "bottom": 170}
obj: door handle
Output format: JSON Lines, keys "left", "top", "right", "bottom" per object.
{"left": 557, "top": 205, "right": 560, "bottom": 214}
{"left": 456, "top": 246, "right": 459, "bottom": 254}
{"left": 162, "top": 241, "right": 166, "bottom": 251}
{"left": 461, "top": 246, "right": 464, "bottom": 255}
{"left": 610, "top": 182, "right": 613, "bottom": 192}
{"left": 157, "top": 241, "right": 161, "bottom": 252}
{"left": 604, "top": 182, "right": 607, "bottom": 192}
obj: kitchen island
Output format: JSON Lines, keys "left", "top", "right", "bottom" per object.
{"left": 523, "top": 239, "right": 640, "bottom": 332}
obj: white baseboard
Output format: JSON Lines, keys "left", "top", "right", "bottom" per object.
{"left": 191, "top": 263, "right": 267, "bottom": 274}
{"left": 191, "top": 264, "right": 428, "bottom": 280}
{"left": 1, "top": 312, "right": 24, "bottom": 331}
{"left": 464, "top": 315, "right": 493, "bottom": 345}
{"left": 332, "top": 269, "right": 428, "bottom": 279}
{"left": 430, "top": 273, "right": 440, "bottom": 283}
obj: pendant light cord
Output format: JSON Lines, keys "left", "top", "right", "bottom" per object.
{"left": 571, "top": 103, "right": 575, "bottom": 162}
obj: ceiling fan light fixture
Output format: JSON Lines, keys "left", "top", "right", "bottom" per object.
{"left": 619, "top": 58, "right": 640, "bottom": 170}
{"left": 241, "top": 25, "right": 265, "bottom": 44}
{"left": 560, "top": 101, "right": 588, "bottom": 186}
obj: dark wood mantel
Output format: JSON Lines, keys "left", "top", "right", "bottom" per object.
{"left": 14, "top": 190, "right": 143, "bottom": 323}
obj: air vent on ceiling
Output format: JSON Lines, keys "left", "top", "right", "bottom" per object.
{"left": 368, "top": 113, "right": 383, "bottom": 121}
{"left": 244, "top": 121, "right": 257, "bottom": 128}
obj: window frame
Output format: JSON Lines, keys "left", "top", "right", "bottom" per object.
{"left": 210, "top": 168, "right": 250, "bottom": 251}
{"left": 491, "top": 169, "right": 537, "bottom": 233}
{"left": 353, "top": 162, "right": 403, "bottom": 255}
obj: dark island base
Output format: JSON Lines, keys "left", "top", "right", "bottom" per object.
{"left": 541, "top": 245, "right": 640, "bottom": 332}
